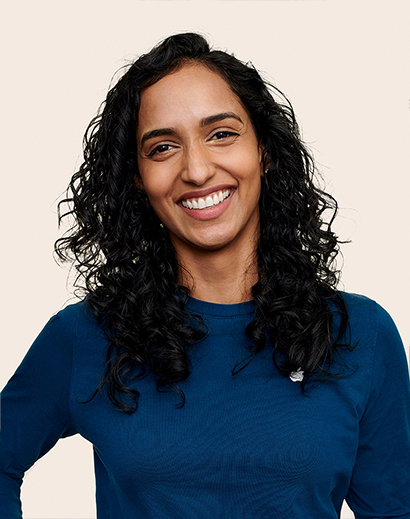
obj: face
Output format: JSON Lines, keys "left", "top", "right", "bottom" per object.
{"left": 136, "top": 64, "right": 264, "bottom": 256}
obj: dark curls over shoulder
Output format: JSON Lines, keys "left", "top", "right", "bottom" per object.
{"left": 56, "top": 33, "right": 351, "bottom": 413}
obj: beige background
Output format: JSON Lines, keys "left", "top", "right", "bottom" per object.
{"left": 1, "top": 0, "right": 409, "bottom": 517}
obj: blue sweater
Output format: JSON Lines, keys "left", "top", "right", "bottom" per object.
{"left": 1, "top": 292, "right": 409, "bottom": 518}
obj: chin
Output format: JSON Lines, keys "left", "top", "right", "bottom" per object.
{"left": 188, "top": 232, "right": 241, "bottom": 252}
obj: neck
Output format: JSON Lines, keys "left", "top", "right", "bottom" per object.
{"left": 176, "top": 240, "right": 259, "bottom": 305}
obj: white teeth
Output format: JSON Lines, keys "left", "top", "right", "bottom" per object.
{"left": 181, "top": 188, "right": 231, "bottom": 209}
{"left": 205, "top": 196, "right": 213, "bottom": 207}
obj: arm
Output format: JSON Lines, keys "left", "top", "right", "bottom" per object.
{"left": 346, "top": 304, "right": 410, "bottom": 518}
{"left": 0, "top": 312, "right": 77, "bottom": 518}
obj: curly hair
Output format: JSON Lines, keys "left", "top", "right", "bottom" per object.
{"left": 56, "top": 32, "right": 350, "bottom": 413}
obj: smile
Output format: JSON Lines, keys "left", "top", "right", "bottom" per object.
{"left": 181, "top": 189, "right": 231, "bottom": 210}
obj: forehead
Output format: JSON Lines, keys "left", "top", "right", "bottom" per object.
{"left": 137, "top": 64, "right": 248, "bottom": 133}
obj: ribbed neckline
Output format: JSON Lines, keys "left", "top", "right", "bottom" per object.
{"left": 185, "top": 296, "right": 255, "bottom": 317}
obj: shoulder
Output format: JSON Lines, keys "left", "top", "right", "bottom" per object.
{"left": 337, "top": 291, "right": 401, "bottom": 344}
{"left": 47, "top": 299, "right": 103, "bottom": 339}
{"left": 337, "top": 292, "right": 407, "bottom": 381}
{"left": 3, "top": 300, "right": 102, "bottom": 392}
{"left": 35, "top": 300, "right": 109, "bottom": 386}
{"left": 330, "top": 293, "right": 409, "bottom": 425}
{"left": 32, "top": 299, "right": 108, "bottom": 365}
{"left": 339, "top": 291, "right": 387, "bottom": 317}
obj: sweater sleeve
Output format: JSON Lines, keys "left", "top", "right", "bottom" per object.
{"left": 0, "top": 312, "right": 77, "bottom": 518}
{"left": 346, "top": 303, "right": 410, "bottom": 518}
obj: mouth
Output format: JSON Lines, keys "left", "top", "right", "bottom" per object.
{"left": 180, "top": 189, "right": 231, "bottom": 210}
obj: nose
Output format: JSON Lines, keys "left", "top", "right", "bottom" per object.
{"left": 180, "top": 142, "right": 216, "bottom": 186}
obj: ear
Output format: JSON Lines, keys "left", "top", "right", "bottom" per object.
{"left": 134, "top": 174, "right": 144, "bottom": 190}
{"left": 258, "top": 140, "right": 271, "bottom": 177}
{"left": 134, "top": 174, "right": 151, "bottom": 206}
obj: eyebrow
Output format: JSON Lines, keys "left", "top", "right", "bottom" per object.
{"left": 200, "top": 112, "right": 243, "bottom": 128}
{"left": 140, "top": 112, "right": 243, "bottom": 148}
{"left": 140, "top": 128, "right": 176, "bottom": 148}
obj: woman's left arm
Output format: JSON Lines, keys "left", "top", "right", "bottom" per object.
{"left": 346, "top": 304, "right": 410, "bottom": 518}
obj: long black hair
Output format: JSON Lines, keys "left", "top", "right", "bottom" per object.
{"left": 56, "top": 32, "right": 350, "bottom": 413}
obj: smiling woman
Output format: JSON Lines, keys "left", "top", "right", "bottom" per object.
{"left": 136, "top": 64, "right": 263, "bottom": 299}
{"left": 1, "top": 33, "right": 409, "bottom": 519}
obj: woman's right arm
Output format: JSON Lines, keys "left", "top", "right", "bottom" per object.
{"left": 0, "top": 312, "right": 77, "bottom": 518}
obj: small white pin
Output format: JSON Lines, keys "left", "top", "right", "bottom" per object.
{"left": 289, "top": 368, "right": 304, "bottom": 382}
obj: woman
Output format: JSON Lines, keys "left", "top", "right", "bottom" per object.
{"left": 1, "top": 33, "right": 409, "bottom": 518}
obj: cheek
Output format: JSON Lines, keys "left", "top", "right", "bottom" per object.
{"left": 232, "top": 154, "right": 263, "bottom": 189}
{"left": 225, "top": 142, "right": 262, "bottom": 176}
{"left": 140, "top": 177, "right": 175, "bottom": 224}
{"left": 138, "top": 167, "right": 170, "bottom": 204}
{"left": 142, "top": 180, "right": 160, "bottom": 202}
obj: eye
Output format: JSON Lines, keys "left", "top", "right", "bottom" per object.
{"left": 148, "top": 144, "right": 174, "bottom": 157}
{"left": 210, "top": 131, "right": 239, "bottom": 140}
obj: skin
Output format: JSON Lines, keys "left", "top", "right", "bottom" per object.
{"left": 136, "top": 63, "right": 265, "bottom": 304}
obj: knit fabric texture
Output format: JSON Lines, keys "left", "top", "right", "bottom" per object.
{"left": 1, "top": 292, "right": 409, "bottom": 518}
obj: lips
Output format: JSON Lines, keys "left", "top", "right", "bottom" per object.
{"left": 181, "top": 189, "right": 231, "bottom": 210}
{"left": 178, "top": 187, "right": 235, "bottom": 221}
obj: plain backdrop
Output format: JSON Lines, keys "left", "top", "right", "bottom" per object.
{"left": 1, "top": 1, "right": 409, "bottom": 517}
